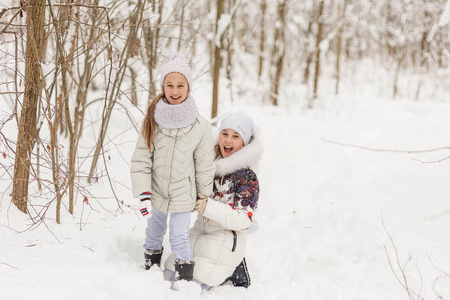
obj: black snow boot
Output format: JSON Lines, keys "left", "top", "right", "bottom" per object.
{"left": 174, "top": 260, "right": 195, "bottom": 281}
{"left": 144, "top": 247, "right": 163, "bottom": 270}
{"left": 225, "top": 257, "right": 251, "bottom": 288}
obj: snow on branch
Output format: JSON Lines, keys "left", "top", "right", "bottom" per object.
{"left": 214, "top": 0, "right": 242, "bottom": 48}
{"left": 439, "top": 0, "right": 450, "bottom": 26}
{"left": 427, "top": 0, "right": 450, "bottom": 42}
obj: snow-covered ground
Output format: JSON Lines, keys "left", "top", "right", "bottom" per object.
{"left": 2, "top": 78, "right": 450, "bottom": 300}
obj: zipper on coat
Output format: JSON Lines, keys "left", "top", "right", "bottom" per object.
{"left": 162, "top": 133, "right": 176, "bottom": 198}
{"left": 231, "top": 230, "right": 237, "bottom": 252}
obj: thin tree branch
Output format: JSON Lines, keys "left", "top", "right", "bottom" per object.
{"left": 382, "top": 216, "right": 425, "bottom": 300}
{"left": 0, "top": 4, "right": 30, "bottom": 35}
{"left": 324, "top": 139, "right": 450, "bottom": 154}
{"left": 0, "top": 262, "right": 19, "bottom": 270}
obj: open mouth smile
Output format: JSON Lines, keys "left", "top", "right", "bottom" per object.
{"left": 224, "top": 146, "right": 233, "bottom": 154}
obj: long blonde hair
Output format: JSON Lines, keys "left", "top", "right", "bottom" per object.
{"left": 142, "top": 93, "right": 164, "bottom": 150}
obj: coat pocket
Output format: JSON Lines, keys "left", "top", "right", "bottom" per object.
{"left": 168, "top": 176, "right": 193, "bottom": 200}
{"left": 231, "top": 230, "right": 237, "bottom": 252}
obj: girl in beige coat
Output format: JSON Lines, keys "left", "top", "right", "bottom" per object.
{"left": 130, "top": 53, "right": 215, "bottom": 281}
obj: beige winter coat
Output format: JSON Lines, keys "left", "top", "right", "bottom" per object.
{"left": 130, "top": 116, "right": 215, "bottom": 213}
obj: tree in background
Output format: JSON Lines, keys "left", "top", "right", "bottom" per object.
{"left": 309, "top": 0, "right": 324, "bottom": 108}
{"left": 210, "top": 0, "right": 241, "bottom": 119}
{"left": 211, "top": 0, "right": 224, "bottom": 120}
{"left": 12, "top": 0, "right": 46, "bottom": 214}
{"left": 269, "top": 0, "right": 287, "bottom": 106}
{"left": 257, "top": 0, "right": 267, "bottom": 81}
{"left": 334, "top": 0, "right": 348, "bottom": 95}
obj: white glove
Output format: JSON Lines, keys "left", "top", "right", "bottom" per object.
{"left": 139, "top": 192, "right": 152, "bottom": 219}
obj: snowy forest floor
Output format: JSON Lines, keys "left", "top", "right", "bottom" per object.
{"left": 1, "top": 86, "right": 450, "bottom": 299}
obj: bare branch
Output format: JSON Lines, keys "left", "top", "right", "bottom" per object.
{"left": 410, "top": 156, "right": 450, "bottom": 164}
{"left": 382, "top": 216, "right": 426, "bottom": 300}
{"left": 0, "top": 262, "right": 19, "bottom": 270}
{"left": 324, "top": 139, "right": 450, "bottom": 154}
{"left": 426, "top": 253, "right": 450, "bottom": 278}
{"left": 0, "top": 4, "right": 29, "bottom": 35}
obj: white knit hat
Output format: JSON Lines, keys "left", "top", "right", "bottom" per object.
{"left": 219, "top": 113, "right": 254, "bottom": 145}
{"left": 159, "top": 53, "right": 193, "bottom": 90}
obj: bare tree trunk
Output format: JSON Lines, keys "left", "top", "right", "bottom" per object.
{"left": 335, "top": 0, "right": 347, "bottom": 95}
{"left": 155, "top": 0, "right": 163, "bottom": 62}
{"left": 144, "top": 0, "right": 156, "bottom": 101}
{"left": 35, "top": 105, "right": 42, "bottom": 192}
{"left": 144, "top": 28, "right": 155, "bottom": 102}
{"left": 420, "top": 9, "right": 431, "bottom": 69}
{"left": 309, "top": 0, "right": 324, "bottom": 109}
{"left": 385, "top": 0, "right": 394, "bottom": 58}
{"left": 225, "top": 0, "right": 236, "bottom": 102}
{"left": 144, "top": 0, "right": 163, "bottom": 102}
{"left": 270, "top": 0, "right": 287, "bottom": 106}
{"left": 48, "top": 1, "right": 74, "bottom": 219}
{"left": 66, "top": 0, "right": 101, "bottom": 214}
{"left": 130, "top": 67, "right": 138, "bottom": 105}
{"left": 257, "top": 0, "right": 266, "bottom": 80}
{"left": 48, "top": 93, "right": 63, "bottom": 224}
{"left": 177, "top": 0, "right": 186, "bottom": 52}
{"left": 13, "top": 0, "right": 46, "bottom": 213}
{"left": 303, "top": 18, "right": 314, "bottom": 85}
{"left": 190, "top": 17, "right": 198, "bottom": 58}
{"left": 393, "top": 51, "right": 405, "bottom": 100}
{"left": 211, "top": 0, "right": 224, "bottom": 120}
{"left": 210, "top": 0, "right": 242, "bottom": 118}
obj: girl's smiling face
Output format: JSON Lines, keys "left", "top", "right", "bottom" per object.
{"left": 164, "top": 72, "right": 189, "bottom": 105}
{"left": 219, "top": 129, "right": 244, "bottom": 158}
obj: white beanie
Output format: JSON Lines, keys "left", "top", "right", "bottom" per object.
{"left": 219, "top": 113, "right": 254, "bottom": 145}
{"left": 159, "top": 53, "right": 193, "bottom": 90}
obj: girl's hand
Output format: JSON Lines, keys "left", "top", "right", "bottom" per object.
{"left": 194, "top": 193, "right": 208, "bottom": 214}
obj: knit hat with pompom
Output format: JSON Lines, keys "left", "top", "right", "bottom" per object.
{"left": 159, "top": 53, "right": 193, "bottom": 91}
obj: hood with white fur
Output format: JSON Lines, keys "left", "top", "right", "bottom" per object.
{"left": 214, "top": 127, "right": 263, "bottom": 177}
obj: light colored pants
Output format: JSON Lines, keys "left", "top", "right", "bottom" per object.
{"left": 145, "top": 206, "right": 192, "bottom": 261}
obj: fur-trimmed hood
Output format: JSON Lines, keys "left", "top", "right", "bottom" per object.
{"left": 214, "top": 127, "right": 263, "bottom": 177}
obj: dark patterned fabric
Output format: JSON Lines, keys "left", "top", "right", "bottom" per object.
{"left": 213, "top": 168, "right": 259, "bottom": 222}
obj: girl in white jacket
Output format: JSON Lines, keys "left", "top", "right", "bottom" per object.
{"left": 130, "top": 53, "right": 215, "bottom": 281}
{"left": 164, "top": 113, "right": 262, "bottom": 288}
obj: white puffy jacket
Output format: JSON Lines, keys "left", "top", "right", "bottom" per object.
{"left": 130, "top": 116, "right": 215, "bottom": 213}
{"left": 165, "top": 131, "right": 262, "bottom": 286}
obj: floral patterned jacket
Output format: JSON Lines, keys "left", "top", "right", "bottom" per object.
{"left": 210, "top": 167, "right": 259, "bottom": 230}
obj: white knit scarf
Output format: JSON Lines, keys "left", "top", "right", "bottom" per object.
{"left": 154, "top": 96, "right": 199, "bottom": 129}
